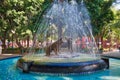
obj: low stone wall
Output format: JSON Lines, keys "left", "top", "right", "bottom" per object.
{"left": 2, "top": 48, "right": 20, "bottom": 54}
{"left": 17, "top": 58, "right": 108, "bottom": 74}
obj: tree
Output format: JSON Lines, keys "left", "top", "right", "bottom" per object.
{"left": 0, "top": 0, "right": 45, "bottom": 50}
{"left": 83, "top": 0, "right": 114, "bottom": 48}
{"left": 106, "top": 9, "right": 120, "bottom": 45}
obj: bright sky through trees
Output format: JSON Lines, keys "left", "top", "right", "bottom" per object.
{"left": 113, "top": 0, "right": 120, "bottom": 10}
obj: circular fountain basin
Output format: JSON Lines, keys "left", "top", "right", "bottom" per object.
{"left": 17, "top": 53, "right": 108, "bottom": 74}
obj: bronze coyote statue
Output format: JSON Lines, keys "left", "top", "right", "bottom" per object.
{"left": 45, "top": 38, "right": 63, "bottom": 56}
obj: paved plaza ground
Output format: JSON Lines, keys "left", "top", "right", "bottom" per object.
{"left": 0, "top": 49, "right": 120, "bottom": 60}
{"left": 0, "top": 54, "right": 21, "bottom": 60}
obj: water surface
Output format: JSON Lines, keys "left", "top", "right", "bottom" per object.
{"left": 0, "top": 58, "right": 120, "bottom": 80}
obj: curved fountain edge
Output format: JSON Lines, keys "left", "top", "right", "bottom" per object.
{"left": 17, "top": 58, "right": 108, "bottom": 74}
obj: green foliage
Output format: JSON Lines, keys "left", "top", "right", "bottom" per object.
{"left": 0, "top": 0, "right": 47, "bottom": 48}
{"left": 84, "top": 0, "right": 114, "bottom": 36}
{"left": 29, "top": 0, "right": 52, "bottom": 34}
{"left": 106, "top": 10, "right": 120, "bottom": 43}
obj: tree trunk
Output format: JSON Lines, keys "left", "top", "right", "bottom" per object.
{"left": 95, "top": 35, "right": 99, "bottom": 48}
{"left": 27, "top": 36, "right": 30, "bottom": 48}
{"left": 13, "top": 33, "right": 24, "bottom": 54}
{"left": 100, "top": 36, "right": 103, "bottom": 49}
{"left": 16, "top": 38, "right": 24, "bottom": 54}
{"left": 32, "top": 33, "right": 37, "bottom": 48}
{"left": 2, "top": 31, "right": 8, "bottom": 49}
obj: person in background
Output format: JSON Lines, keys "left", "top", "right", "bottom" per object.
{"left": 66, "top": 37, "right": 73, "bottom": 53}
{"left": 118, "top": 45, "right": 120, "bottom": 52}
{"left": 75, "top": 37, "right": 81, "bottom": 52}
{"left": 0, "top": 40, "right": 2, "bottom": 54}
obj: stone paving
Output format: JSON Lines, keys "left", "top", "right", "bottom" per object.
{"left": 0, "top": 50, "right": 120, "bottom": 60}
{"left": 0, "top": 54, "right": 22, "bottom": 60}
{"left": 101, "top": 51, "right": 120, "bottom": 59}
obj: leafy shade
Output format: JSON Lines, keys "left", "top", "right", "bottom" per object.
{"left": 84, "top": 0, "right": 114, "bottom": 36}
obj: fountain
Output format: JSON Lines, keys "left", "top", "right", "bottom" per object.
{"left": 17, "top": 0, "right": 108, "bottom": 74}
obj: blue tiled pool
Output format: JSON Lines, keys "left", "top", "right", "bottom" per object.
{"left": 0, "top": 57, "right": 120, "bottom": 80}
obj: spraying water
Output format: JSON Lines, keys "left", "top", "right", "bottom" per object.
{"left": 29, "top": 0, "right": 98, "bottom": 57}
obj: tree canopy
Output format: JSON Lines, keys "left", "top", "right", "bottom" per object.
{"left": 0, "top": 0, "right": 46, "bottom": 48}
